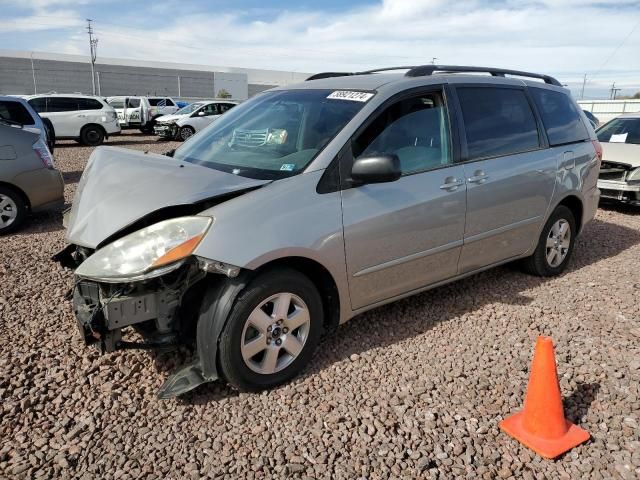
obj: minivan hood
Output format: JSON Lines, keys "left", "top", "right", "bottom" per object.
{"left": 601, "top": 142, "right": 640, "bottom": 168}
{"left": 66, "top": 147, "right": 269, "bottom": 248}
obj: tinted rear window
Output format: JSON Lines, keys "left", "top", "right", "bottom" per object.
{"left": 126, "top": 98, "right": 141, "bottom": 108}
{"left": 47, "top": 97, "right": 79, "bottom": 112}
{"left": 0, "top": 101, "right": 35, "bottom": 125}
{"left": 457, "top": 87, "right": 540, "bottom": 160}
{"left": 28, "top": 97, "right": 47, "bottom": 113}
{"left": 530, "top": 88, "right": 589, "bottom": 146}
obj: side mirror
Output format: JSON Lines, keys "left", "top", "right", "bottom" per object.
{"left": 198, "top": 111, "right": 206, "bottom": 116}
{"left": 351, "top": 154, "right": 401, "bottom": 185}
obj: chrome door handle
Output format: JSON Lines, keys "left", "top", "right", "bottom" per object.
{"left": 562, "top": 152, "right": 575, "bottom": 170}
{"left": 440, "top": 178, "right": 465, "bottom": 191}
{"left": 467, "top": 173, "right": 488, "bottom": 184}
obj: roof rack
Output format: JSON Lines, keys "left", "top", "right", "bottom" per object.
{"left": 404, "top": 65, "right": 562, "bottom": 86}
{"left": 306, "top": 64, "right": 562, "bottom": 86}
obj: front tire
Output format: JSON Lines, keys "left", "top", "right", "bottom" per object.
{"left": 178, "top": 126, "right": 195, "bottom": 141}
{"left": 80, "top": 125, "right": 105, "bottom": 146}
{"left": 522, "top": 205, "right": 576, "bottom": 276}
{"left": 0, "top": 187, "right": 27, "bottom": 234}
{"left": 218, "top": 269, "right": 323, "bottom": 392}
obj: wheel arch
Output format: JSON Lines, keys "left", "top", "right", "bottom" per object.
{"left": 0, "top": 181, "right": 31, "bottom": 210}
{"left": 253, "top": 256, "right": 341, "bottom": 334}
{"left": 555, "top": 194, "right": 584, "bottom": 234}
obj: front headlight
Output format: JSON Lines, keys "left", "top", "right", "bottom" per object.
{"left": 628, "top": 168, "right": 640, "bottom": 181}
{"left": 75, "top": 216, "right": 212, "bottom": 283}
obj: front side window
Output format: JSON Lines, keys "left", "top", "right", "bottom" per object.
{"left": 530, "top": 88, "right": 589, "bottom": 146}
{"left": 173, "top": 89, "right": 370, "bottom": 180}
{"left": 47, "top": 97, "right": 79, "bottom": 112}
{"left": 219, "top": 103, "right": 236, "bottom": 113}
{"left": 126, "top": 98, "right": 141, "bottom": 108}
{"left": 200, "top": 104, "right": 218, "bottom": 116}
{"left": 596, "top": 117, "right": 640, "bottom": 145}
{"left": 353, "top": 92, "right": 451, "bottom": 174}
{"left": 176, "top": 102, "right": 204, "bottom": 115}
{"left": 0, "top": 101, "right": 35, "bottom": 125}
{"left": 107, "top": 98, "right": 125, "bottom": 109}
{"left": 457, "top": 87, "right": 540, "bottom": 160}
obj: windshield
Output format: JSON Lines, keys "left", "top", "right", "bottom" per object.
{"left": 172, "top": 89, "right": 372, "bottom": 179}
{"left": 597, "top": 117, "right": 640, "bottom": 145}
{"left": 175, "top": 103, "right": 204, "bottom": 115}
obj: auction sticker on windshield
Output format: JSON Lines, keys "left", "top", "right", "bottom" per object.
{"left": 327, "top": 91, "right": 374, "bottom": 102}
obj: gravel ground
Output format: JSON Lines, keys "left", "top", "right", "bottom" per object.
{"left": 1, "top": 132, "right": 639, "bottom": 479}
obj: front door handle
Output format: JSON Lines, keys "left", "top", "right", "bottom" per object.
{"left": 467, "top": 170, "right": 489, "bottom": 184}
{"left": 439, "top": 177, "right": 465, "bottom": 191}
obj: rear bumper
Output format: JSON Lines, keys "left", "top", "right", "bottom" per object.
{"left": 14, "top": 168, "right": 64, "bottom": 211}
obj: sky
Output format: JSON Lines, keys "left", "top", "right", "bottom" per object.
{"left": 0, "top": 0, "right": 639, "bottom": 99}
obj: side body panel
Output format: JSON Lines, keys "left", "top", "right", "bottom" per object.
{"left": 341, "top": 167, "right": 466, "bottom": 309}
{"left": 459, "top": 150, "right": 557, "bottom": 272}
{"left": 193, "top": 170, "right": 352, "bottom": 322}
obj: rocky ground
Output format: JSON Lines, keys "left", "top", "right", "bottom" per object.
{"left": 1, "top": 132, "right": 639, "bottom": 479}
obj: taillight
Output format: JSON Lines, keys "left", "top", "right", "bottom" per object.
{"left": 591, "top": 140, "right": 603, "bottom": 162}
{"left": 33, "top": 138, "right": 54, "bottom": 169}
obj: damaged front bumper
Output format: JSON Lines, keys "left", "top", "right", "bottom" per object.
{"left": 72, "top": 260, "right": 205, "bottom": 353}
{"left": 153, "top": 123, "right": 178, "bottom": 139}
{"left": 597, "top": 179, "right": 640, "bottom": 206}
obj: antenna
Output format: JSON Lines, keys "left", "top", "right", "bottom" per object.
{"left": 87, "top": 19, "right": 99, "bottom": 95}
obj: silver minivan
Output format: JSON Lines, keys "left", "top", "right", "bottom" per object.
{"left": 55, "top": 65, "right": 601, "bottom": 398}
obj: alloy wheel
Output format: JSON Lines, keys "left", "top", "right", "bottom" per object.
{"left": 240, "top": 292, "right": 310, "bottom": 375}
{"left": 545, "top": 219, "right": 571, "bottom": 268}
{"left": 0, "top": 194, "right": 18, "bottom": 229}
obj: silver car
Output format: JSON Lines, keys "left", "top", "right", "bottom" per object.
{"left": 55, "top": 65, "right": 601, "bottom": 398}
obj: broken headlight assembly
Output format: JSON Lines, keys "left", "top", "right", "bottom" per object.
{"left": 75, "top": 216, "right": 212, "bottom": 283}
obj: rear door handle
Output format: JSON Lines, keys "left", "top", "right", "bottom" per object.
{"left": 439, "top": 177, "right": 465, "bottom": 191}
{"left": 467, "top": 170, "right": 489, "bottom": 184}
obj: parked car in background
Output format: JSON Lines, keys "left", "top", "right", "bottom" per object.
{"left": 0, "top": 95, "right": 55, "bottom": 153}
{"left": 154, "top": 100, "right": 238, "bottom": 140}
{"left": 596, "top": 113, "right": 640, "bottom": 206}
{"left": 27, "top": 94, "right": 120, "bottom": 146}
{"left": 106, "top": 96, "right": 179, "bottom": 133}
{"left": 583, "top": 110, "right": 600, "bottom": 129}
{"left": 55, "top": 65, "right": 600, "bottom": 398}
{"left": 176, "top": 100, "right": 190, "bottom": 109}
{"left": 0, "top": 122, "right": 64, "bottom": 234}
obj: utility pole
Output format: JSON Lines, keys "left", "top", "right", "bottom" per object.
{"left": 609, "top": 82, "right": 622, "bottom": 100}
{"left": 431, "top": 57, "right": 438, "bottom": 65}
{"left": 30, "top": 52, "right": 37, "bottom": 94}
{"left": 580, "top": 74, "right": 587, "bottom": 100}
{"left": 86, "top": 19, "right": 98, "bottom": 95}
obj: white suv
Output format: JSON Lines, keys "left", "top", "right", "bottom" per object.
{"left": 106, "top": 96, "right": 179, "bottom": 133}
{"left": 27, "top": 94, "right": 120, "bottom": 146}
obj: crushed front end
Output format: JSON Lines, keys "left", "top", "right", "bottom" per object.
{"left": 597, "top": 160, "right": 640, "bottom": 206}
{"left": 153, "top": 122, "right": 178, "bottom": 139}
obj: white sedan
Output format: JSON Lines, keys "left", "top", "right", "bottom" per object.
{"left": 154, "top": 100, "right": 238, "bottom": 141}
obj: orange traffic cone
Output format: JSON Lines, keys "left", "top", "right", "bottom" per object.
{"left": 499, "top": 336, "right": 590, "bottom": 459}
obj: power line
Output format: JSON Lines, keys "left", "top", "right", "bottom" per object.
{"left": 592, "top": 17, "right": 640, "bottom": 78}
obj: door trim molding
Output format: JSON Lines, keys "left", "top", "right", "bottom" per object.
{"left": 463, "top": 215, "right": 542, "bottom": 244}
{"left": 353, "top": 239, "right": 463, "bottom": 277}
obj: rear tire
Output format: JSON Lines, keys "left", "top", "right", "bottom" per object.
{"left": 80, "top": 125, "right": 105, "bottom": 146}
{"left": 218, "top": 268, "right": 323, "bottom": 392}
{"left": 0, "top": 186, "right": 27, "bottom": 235}
{"left": 522, "top": 205, "right": 576, "bottom": 277}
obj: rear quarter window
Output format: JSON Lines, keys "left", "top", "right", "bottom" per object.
{"left": 457, "top": 87, "right": 540, "bottom": 160}
{"left": 77, "top": 98, "right": 104, "bottom": 110}
{"left": 0, "top": 101, "right": 35, "bottom": 125}
{"left": 529, "top": 88, "right": 589, "bottom": 146}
